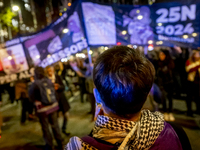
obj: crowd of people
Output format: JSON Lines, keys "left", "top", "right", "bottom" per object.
{"left": 0, "top": 45, "right": 199, "bottom": 149}
{"left": 147, "top": 47, "right": 200, "bottom": 120}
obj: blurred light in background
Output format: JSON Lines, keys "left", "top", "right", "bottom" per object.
{"left": 61, "top": 58, "right": 68, "bottom": 62}
{"left": 148, "top": 44, "right": 154, "bottom": 51}
{"left": 122, "top": 30, "right": 127, "bottom": 35}
{"left": 63, "top": 28, "right": 69, "bottom": 33}
{"left": 0, "top": 2, "right": 3, "bottom": 7}
{"left": 158, "top": 23, "right": 162, "bottom": 26}
{"left": 36, "top": 55, "right": 40, "bottom": 59}
{"left": 183, "top": 35, "right": 188, "bottom": 39}
{"left": 68, "top": 3, "right": 71, "bottom": 6}
{"left": 137, "top": 15, "right": 143, "bottom": 20}
{"left": 12, "top": 5, "right": 19, "bottom": 11}
{"left": 192, "top": 33, "right": 197, "bottom": 37}
{"left": 148, "top": 40, "right": 153, "bottom": 44}
{"left": 105, "top": 47, "right": 108, "bottom": 50}
{"left": 127, "top": 44, "right": 132, "bottom": 48}
{"left": 89, "top": 50, "right": 93, "bottom": 54}
{"left": 133, "top": 45, "right": 137, "bottom": 49}
{"left": 76, "top": 53, "right": 85, "bottom": 58}
{"left": 117, "top": 42, "right": 121, "bottom": 45}
{"left": 8, "top": 56, "right": 12, "bottom": 60}
{"left": 156, "top": 41, "right": 163, "bottom": 45}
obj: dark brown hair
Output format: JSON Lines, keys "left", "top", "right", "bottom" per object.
{"left": 93, "top": 46, "right": 155, "bottom": 117}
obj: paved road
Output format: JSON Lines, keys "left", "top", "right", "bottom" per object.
{"left": 0, "top": 92, "right": 200, "bottom": 150}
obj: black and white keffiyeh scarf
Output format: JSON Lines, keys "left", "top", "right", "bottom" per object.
{"left": 65, "top": 110, "right": 165, "bottom": 150}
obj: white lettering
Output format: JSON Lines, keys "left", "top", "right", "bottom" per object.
{"left": 10, "top": 74, "right": 17, "bottom": 81}
{"left": 169, "top": 7, "right": 180, "bottom": 22}
{"left": 46, "top": 57, "right": 54, "bottom": 65}
{"left": 58, "top": 50, "right": 66, "bottom": 58}
{"left": 41, "top": 58, "right": 49, "bottom": 68}
{"left": 181, "top": 4, "right": 196, "bottom": 21}
{"left": 70, "top": 45, "right": 78, "bottom": 54}
{"left": 19, "top": 72, "right": 26, "bottom": 80}
{"left": 64, "top": 47, "right": 71, "bottom": 56}
{"left": 52, "top": 53, "right": 60, "bottom": 62}
{"left": 156, "top": 8, "right": 168, "bottom": 23}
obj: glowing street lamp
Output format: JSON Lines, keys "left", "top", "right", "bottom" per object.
{"left": 12, "top": 5, "right": 19, "bottom": 11}
{"left": 12, "top": 5, "right": 23, "bottom": 32}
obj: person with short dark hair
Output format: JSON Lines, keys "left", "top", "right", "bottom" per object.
{"left": 65, "top": 46, "right": 190, "bottom": 150}
{"left": 29, "top": 66, "right": 63, "bottom": 150}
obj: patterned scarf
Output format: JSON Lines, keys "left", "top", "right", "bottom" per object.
{"left": 65, "top": 110, "right": 164, "bottom": 150}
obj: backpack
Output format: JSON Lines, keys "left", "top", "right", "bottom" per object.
{"left": 35, "top": 78, "right": 57, "bottom": 105}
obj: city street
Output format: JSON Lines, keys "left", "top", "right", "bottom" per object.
{"left": 0, "top": 92, "right": 200, "bottom": 150}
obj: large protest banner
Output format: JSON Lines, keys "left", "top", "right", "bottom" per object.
{"left": 24, "top": 1, "right": 88, "bottom": 69}
{"left": 82, "top": 0, "right": 200, "bottom": 48}
{"left": 0, "top": 0, "right": 87, "bottom": 84}
{"left": 0, "top": 0, "right": 200, "bottom": 84}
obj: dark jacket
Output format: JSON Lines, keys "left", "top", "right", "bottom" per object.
{"left": 55, "top": 75, "right": 70, "bottom": 113}
{"left": 157, "top": 58, "right": 175, "bottom": 86}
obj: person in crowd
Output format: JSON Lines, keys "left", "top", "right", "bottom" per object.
{"left": 20, "top": 91, "right": 35, "bottom": 124}
{"left": 29, "top": 67, "right": 63, "bottom": 150}
{"left": 62, "top": 61, "right": 74, "bottom": 96}
{"left": 70, "top": 58, "right": 87, "bottom": 103}
{"left": 185, "top": 50, "right": 200, "bottom": 116}
{"left": 84, "top": 57, "right": 95, "bottom": 121}
{"left": 70, "top": 55, "right": 95, "bottom": 118}
{"left": 46, "top": 66, "right": 71, "bottom": 136}
{"left": 65, "top": 46, "right": 191, "bottom": 150}
{"left": 4, "top": 82, "right": 15, "bottom": 103}
{"left": 157, "top": 49, "right": 175, "bottom": 121}
{"left": 78, "top": 57, "right": 88, "bottom": 103}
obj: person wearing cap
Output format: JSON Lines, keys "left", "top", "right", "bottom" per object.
{"left": 65, "top": 46, "right": 191, "bottom": 150}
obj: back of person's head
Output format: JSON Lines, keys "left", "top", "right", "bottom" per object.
{"left": 34, "top": 66, "right": 46, "bottom": 80}
{"left": 93, "top": 46, "right": 155, "bottom": 118}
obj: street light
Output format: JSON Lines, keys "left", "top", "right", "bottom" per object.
{"left": 12, "top": 5, "right": 19, "bottom": 11}
{"left": 12, "top": 5, "right": 23, "bottom": 32}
